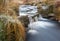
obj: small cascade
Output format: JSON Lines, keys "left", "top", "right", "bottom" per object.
{"left": 28, "top": 16, "right": 34, "bottom": 23}
{"left": 34, "top": 16, "right": 38, "bottom": 21}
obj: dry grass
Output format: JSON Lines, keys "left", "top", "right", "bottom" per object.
{"left": 0, "top": 15, "right": 26, "bottom": 41}
{"left": 0, "top": 0, "right": 26, "bottom": 41}
{"left": 0, "top": 0, "right": 20, "bottom": 16}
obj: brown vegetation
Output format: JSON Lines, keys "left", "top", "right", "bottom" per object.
{"left": 0, "top": 15, "right": 26, "bottom": 41}
{"left": 0, "top": 0, "right": 26, "bottom": 41}
{"left": 0, "top": 0, "right": 21, "bottom": 16}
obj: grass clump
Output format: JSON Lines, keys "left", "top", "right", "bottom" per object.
{"left": 0, "top": 15, "right": 26, "bottom": 41}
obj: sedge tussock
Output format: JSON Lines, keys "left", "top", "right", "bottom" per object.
{"left": 0, "top": 15, "right": 26, "bottom": 41}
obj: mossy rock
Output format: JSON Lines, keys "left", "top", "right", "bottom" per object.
{"left": 18, "top": 16, "right": 29, "bottom": 27}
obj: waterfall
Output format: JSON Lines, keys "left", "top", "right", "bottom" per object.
{"left": 28, "top": 16, "right": 34, "bottom": 23}
{"left": 34, "top": 16, "right": 38, "bottom": 21}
